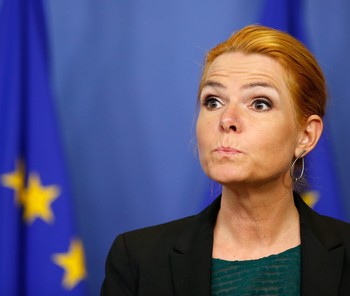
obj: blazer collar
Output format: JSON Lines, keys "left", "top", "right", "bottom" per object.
{"left": 169, "top": 197, "right": 220, "bottom": 296}
{"left": 169, "top": 194, "right": 345, "bottom": 296}
{"left": 294, "top": 193, "right": 345, "bottom": 295}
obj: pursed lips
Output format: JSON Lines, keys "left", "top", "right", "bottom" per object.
{"left": 214, "top": 146, "right": 242, "bottom": 155}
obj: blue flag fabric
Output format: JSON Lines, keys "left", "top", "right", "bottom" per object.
{"left": 0, "top": 0, "right": 87, "bottom": 295}
{"left": 259, "top": 0, "right": 344, "bottom": 219}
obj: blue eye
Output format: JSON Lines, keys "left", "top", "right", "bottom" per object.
{"left": 251, "top": 98, "right": 272, "bottom": 111}
{"left": 203, "top": 97, "right": 223, "bottom": 109}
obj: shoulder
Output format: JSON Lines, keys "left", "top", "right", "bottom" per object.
{"left": 102, "top": 214, "right": 200, "bottom": 294}
{"left": 114, "top": 214, "right": 197, "bottom": 254}
{"left": 295, "top": 192, "right": 350, "bottom": 246}
{"left": 101, "top": 197, "right": 220, "bottom": 295}
{"left": 111, "top": 196, "right": 221, "bottom": 256}
{"left": 102, "top": 206, "right": 215, "bottom": 293}
{"left": 316, "top": 214, "right": 350, "bottom": 243}
{"left": 294, "top": 192, "right": 350, "bottom": 244}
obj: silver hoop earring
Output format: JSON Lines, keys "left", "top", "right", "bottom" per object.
{"left": 290, "top": 150, "right": 306, "bottom": 183}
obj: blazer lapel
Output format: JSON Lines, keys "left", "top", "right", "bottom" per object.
{"left": 296, "top": 194, "right": 344, "bottom": 296}
{"left": 169, "top": 197, "right": 221, "bottom": 296}
{"left": 168, "top": 194, "right": 345, "bottom": 295}
{"left": 169, "top": 229, "right": 213, "bottom": 296}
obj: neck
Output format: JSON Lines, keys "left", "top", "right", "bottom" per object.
{"left": 213, "top": 184, "right": 300, "bottom": 260}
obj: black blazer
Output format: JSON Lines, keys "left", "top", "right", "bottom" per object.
{"left": 101, "top": 193, "right": 350, "bottom": 295}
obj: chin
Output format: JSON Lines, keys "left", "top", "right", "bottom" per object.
{"left": 206, "top": 167, "right": 247, "bottom": 185}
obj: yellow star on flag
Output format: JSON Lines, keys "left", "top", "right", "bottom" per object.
{"left": 52, "top": 238, "right": 87, "bottom": 290}
{"left": 1, "top": 161, "right": 25, "bottom": 204}
{"left": 22, "top": 173, "right": 60, "bottom": 224}
{"left": 301, "top": 190, "right": 320, "bottom": 209}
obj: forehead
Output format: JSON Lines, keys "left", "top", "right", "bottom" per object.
{"left": 205, "top": 52, "right": 289, "bottom": 93}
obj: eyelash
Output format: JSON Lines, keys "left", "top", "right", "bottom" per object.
{"left": 202, "top": 96, "right": 222, "bottom": 109}
{"left": 201, "top": 96, "right": 273, "bottom": 111}
{"left": 251, "top": 98, "right": 272, "bottom": 110}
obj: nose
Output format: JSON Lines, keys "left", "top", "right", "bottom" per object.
{"left": 220, "top": 105, "right": 241, "bottom": 133}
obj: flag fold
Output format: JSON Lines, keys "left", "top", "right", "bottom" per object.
{"left": 0, "top": 0, "right": 87, "bottom": 294}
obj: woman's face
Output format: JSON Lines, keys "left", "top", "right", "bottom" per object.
{"left": 196, "top": 52, "right": 303, "bottom": 188}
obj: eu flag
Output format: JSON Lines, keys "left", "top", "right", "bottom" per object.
{"left": 259, "top": 0, "right": 344, "bottom": 219}
{"left": 0, "top": 0, "right": 87, "bottom": 294}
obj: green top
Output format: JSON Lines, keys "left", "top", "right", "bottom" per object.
{"left": 211, "top": 245, "right": 301, "bottom": 296}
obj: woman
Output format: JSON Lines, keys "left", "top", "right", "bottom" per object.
{"left": 101, "top": 25, "right": 350, "bottom": 295}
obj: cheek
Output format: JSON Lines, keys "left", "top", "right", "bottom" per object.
{"left": 196, "top": 111, "right": 215, "bottom": 134}
{"left": 196, "top": 116, "right": 213, "bottom": 160}
{"left": 253, "top": 123, "right": 297, "bottom": 162}
{"left": 249, "top": 118, "right": 294, "bottom": 147}
{"left": 196, "top": 119, "right": 205, "bottom": 156}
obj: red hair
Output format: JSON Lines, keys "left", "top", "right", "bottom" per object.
{"left": 198, "top": 25, "right": 327, "bottom": 125}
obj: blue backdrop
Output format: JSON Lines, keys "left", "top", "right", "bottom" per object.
{"left": 40, "top": 1, "right": 350, "bottom": 295}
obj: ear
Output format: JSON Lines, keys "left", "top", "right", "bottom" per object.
{"left": 295, "top": 115, "right": 323, "bottom": 157}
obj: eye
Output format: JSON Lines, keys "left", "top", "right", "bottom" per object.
{"left": 203, "top": 96, "right": 223, "bottom": 110}
{"left": 251, "top": 98, "right": 272, "bottom": 111}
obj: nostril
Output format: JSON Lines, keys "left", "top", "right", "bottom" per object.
{"left": 220, "top": 118, "right": 239, "bottom": 133}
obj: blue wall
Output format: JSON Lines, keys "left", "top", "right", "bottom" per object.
{"left": 45, "top": 1, "right": 350, "bottom": 294}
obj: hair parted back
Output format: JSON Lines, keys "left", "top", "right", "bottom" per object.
{"left": 198, "top": 25, "right": 327, "bottom": 125}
